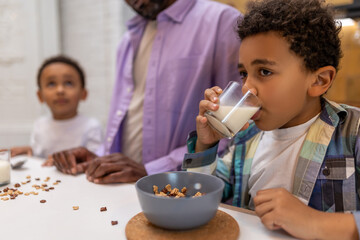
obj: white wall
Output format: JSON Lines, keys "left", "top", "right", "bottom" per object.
{"left": 59, "top": 0, "right": 134, "bottom": 127}
{"left": 0, "top": 0, "right": 135, "bottom": 148}
{"left": 0, "top": 0, "right": 60, "bottom": 148}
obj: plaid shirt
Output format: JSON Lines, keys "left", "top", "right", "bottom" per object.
{"left": 183, "top": 98, "right": 360, "bottom": 231}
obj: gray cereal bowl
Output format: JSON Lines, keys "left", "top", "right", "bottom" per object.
{"left": 135, "top": 171, "right": 225, "bottom": 230}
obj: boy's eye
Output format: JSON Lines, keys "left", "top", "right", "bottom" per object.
{"left": 260, "top": 69, "right": 272, "bottom": 76}
{"left": 239, "top": 71, "right": 248, "bottom": 81}
{"left": 64, "top": 81, "right": 74, "bottom": 87}
{"left": 46, "top": 81, "right": 56, "bottom": 88}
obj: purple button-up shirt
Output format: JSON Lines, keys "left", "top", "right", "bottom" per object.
{"left": 97, "top": 0, "right": 241, "bottom": 174}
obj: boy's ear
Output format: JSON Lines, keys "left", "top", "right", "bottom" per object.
{"left": 81, "top": 89, "right": 88, "bottom": 100}
{"left": 37, "top": 90, "right": 44, "bottom": 103}
{"left": 308, "top": 66, "right": 336, "bottom": 97}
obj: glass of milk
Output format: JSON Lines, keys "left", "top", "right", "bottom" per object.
{"left": 0, "top": 149, "right": 11, "bottom": 186}
{"left": 205, "top": 81, "right": 261, "bottom": 138}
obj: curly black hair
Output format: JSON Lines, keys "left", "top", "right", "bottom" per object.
{"left": 237, "top": 0, "right": 342, "bottom": 72}
{"left": 37, "top": 55, "right": 86, "bottom": 88}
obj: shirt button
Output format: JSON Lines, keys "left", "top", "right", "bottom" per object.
{"left": 107, "top": 137, "right": 112, "bottom": 142}
{"left": 323, "top": 167, "right": 330, "bottom": 176}
{"left": 116, "top": 110, "right": 122, "bottom": 116}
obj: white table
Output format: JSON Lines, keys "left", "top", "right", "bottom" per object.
{"left": 0, "top": 158, "right": 295, "bottom": 239}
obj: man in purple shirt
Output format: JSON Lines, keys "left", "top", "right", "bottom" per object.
{"left": 49, "top": 0, "right": 241, "bottom": 183}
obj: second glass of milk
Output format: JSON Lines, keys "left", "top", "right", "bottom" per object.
{"left": 205, "top": 81, "right": 261, "bottom": 138}
{"left": 0, "top": 149, "right": 10, "bottom": 186}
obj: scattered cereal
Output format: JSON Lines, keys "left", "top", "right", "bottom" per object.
{"left": 14, "top": 183, "right": 20, "bottom": 188}
{"left": 35, "top": 178, "right": 40, "bottom": 181}
{"left": 26, "top": 175, "right": 31, "bottom": 179}
{"left": 73, "top": 206, "right": 79, "bottom": 210}
{"left": 100, "top": 207, "right": 107, "bottom": 212}
{"left": 40, "top": 200, "right": 46, "bottom": 203}
{"left": 111, "top": 221, "right": 118, "bottom": 226}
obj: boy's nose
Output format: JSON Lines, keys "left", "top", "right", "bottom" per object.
{"left": 242, "top": 83, "right": 258, "bottom": 96}
{"left": 56, "top": 85, "right": 65, "bottom": 93}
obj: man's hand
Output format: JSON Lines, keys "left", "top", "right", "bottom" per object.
{"left": 46, "top": 147, "right": 97, "bottom": 175}
{"left": 85, "top": 153, "right": 147, "bottom": 184}
{"left": 254, "top": 188, "right": 359, "bottom": 240}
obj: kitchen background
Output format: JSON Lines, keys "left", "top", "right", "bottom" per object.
{"left": 0, "top": 0, "right": 358, "bottom": 148}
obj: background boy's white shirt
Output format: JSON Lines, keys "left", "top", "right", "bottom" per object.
{"left": 30, "top": 114, "right": 103, "bottom": 158}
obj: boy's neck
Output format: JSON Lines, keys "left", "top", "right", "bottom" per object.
{"left": 280, "top": 98, "right": 322, "bottom": 129}
{"left": 52, "top": 112, "right": 78, "bottom": 121}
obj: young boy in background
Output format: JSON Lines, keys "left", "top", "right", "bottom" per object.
{"left": 11, "top": 56, "right": 103, "bottom": 159}
{"left": 183, "top": 0, "right": 360, "bottom": 239}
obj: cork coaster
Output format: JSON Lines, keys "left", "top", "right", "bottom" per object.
{"left": 125, "top": 210, "right": 239, "bottom": 240}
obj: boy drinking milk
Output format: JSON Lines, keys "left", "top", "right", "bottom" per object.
{"left": 183, "top": 0, "right": 360, "bottom": 239}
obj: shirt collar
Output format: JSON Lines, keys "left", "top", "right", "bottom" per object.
{"left": 160, "top": 0, "right": 196, "bottom": 23}
{"left": 126, "top": 0, "right": 196, "bottom": 29}
{"left": 320, "top": 97, "right": 348, "bottom": 127}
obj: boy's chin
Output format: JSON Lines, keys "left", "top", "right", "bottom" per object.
{"left": 51, "top": 110, "right": 78, "bottom": 120}
{"left": 253, "top": 120, "right": 277, "bottom": 131}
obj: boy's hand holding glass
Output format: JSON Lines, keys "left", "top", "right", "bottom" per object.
{"left": 196, "top": 86, "right": 225, "bottom": 152}
{"left": 196, "top": 81, "right": 261, "bottom": 152}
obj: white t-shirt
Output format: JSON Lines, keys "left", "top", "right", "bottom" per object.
{"left": 30, "top": 114, "right": 103, "bottom": 158}
{"left": 121, "top": 21, "right": 157, "bottom": 163}
{"left": 248, "top": 114, "right": 320, "bottom": 207}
